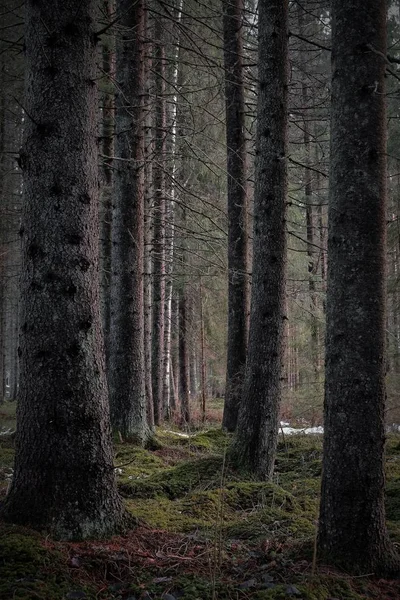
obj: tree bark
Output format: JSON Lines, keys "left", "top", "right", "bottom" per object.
{"left": 0, "top": 0, "right": 127, "bottom": 539}
{"left": 221, "top": 0, "right": 249, "bottom": 432}
{"left": 152, "top": 16, "right": 167, "bottom": 425}
{"left": 109, "top": 0, "right": 151, "bottom": 444}
{"left": 179, "top": 291, "right": 190, "bottom": 426}
{"left": 317, "top": 0, "right": 399, "bottom": 575}
{"left": 231, "top": 0, "right": 288, "bottom": 478}
{"left": 99, "top": 0, "right": 115, "bottom": 370}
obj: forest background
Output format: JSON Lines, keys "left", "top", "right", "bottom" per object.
{"left": 2, "top": 0, "right": 400, "bottom": 429}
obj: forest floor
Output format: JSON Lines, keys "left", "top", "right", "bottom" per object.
{"left": 1, "top": 401, "right": 400, "bottom": 600}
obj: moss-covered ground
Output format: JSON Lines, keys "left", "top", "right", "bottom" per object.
{"left": 1, "top": 403, "right": 400, "bottom": 599}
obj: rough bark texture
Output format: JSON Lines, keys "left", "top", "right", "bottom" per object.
{"left": 179, "top": 292, "right": 190, "bottom": 427}
{"left": 99, "top": 0, "right": 115, "bottom": 370}
{"left": 152, "top": 17, "right": 166, "bottom": 425}
{"left": 221, "top": 0, "right": 249, "bottom": 433}
{"left": 0, "top": 0, "right": 127, "bottom": 539}
{"left": 143, "top": 4, "right": 154, "bottom": 428}
{"left": 318, "top": 0, "right": 399, "bottom": 575}
{"left": 231, "top": 0, "right": 288, "bottom": 478}
{"left": 109, "top": 0, "right": 150, "bottom": 444}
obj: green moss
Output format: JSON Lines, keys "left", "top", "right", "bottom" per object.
{"left": 114, "top": 445, "right": 166, "bottom": 484}
{"left": 120, "top": 455, "right": 225, "bottom": 499}
{"left": 385, "top": 480, "right": 400, "bottom": 521}
{"left": 0, "top": 524, "right": 74, "bottom": 600}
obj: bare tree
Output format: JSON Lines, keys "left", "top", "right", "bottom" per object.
{"left": 109, "top": 0, "right": 151, "bottom": 444}
{"left": 221, "top": 0, "right": 249, "bottom": 433}
{"left": 0, "top": 0, "right": 127, "bottom": 538}
{"left": 231, "top": 0, "right": 288, "bottom": 478}
{"left": 317, "top": 0, "right": 399, "bottom": 575}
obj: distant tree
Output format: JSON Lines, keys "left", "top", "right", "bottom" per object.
{"left": 109, "top": 0, "right": 151, "bottom": 444}
{"left": 231, "top": 0, "right": 288, "bottom": 477}
{"left": 0, "top": 0, "right": 127, "bottom": 538}
{"left": 221, "top": 0, "right": 249, "bottom": 433}
{"left": 317, "top": 0, "right": 399, "bottom": 574}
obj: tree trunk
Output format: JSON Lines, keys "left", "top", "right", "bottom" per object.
{"left": 0, "top": 0, "right": 127, "bottom": 539}
{"left": 109, "top": 0, "right": 151, "bottom": 444}
{"left": 231, "top": 0, "right": 288, "bottom": 478}
{"left": 179, "top": 291, "right": 190, "bottom": 426}
{"left": 152, "top": 16, "right": 166, "bottom": 425}
{"left": 317, "top": 0, "right": 399, "bottom": 574}
{"left": 99, "top": 0, "right": 115, "bottom": 370}
{"left": 143, "top": 4, "right": 154, "bottom": 428}
{"left": 221, "top": 0, "right": 249, "bottom": 432}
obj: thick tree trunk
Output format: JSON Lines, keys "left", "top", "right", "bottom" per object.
{"left": 317, "top": 0, "right": 399, "bottom": 575}
{"left": 109, "top": 0, "right": 151, "bottom": 444}
{"left": 221, "top": 0, "right": 249, "bottom": 432}
{"left": 231, "top": 0, "right": 288, "bottom": 478}
{"left": 99, "top": 0, "right": 115, "bottom": 369}
{"left": 0, "top": 0, "right": 127, "bottom": 539}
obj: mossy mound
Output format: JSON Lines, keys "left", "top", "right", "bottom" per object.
{"left": 119, "top": 455, "right": 226, "bottom": 499}
{"left": 0, "top": 524, "right": 73, "bottom": 599}
{"left": 156, "top": 428, "right": 231, "bottom": 454}
{"left": 274, "top": 437, "right": 323, "bottom": 479}
{"left": 114, "top": 444, "right": 166, "bottom": 484}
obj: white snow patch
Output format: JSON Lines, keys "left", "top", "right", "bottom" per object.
{"left": 280, "top": 426, "right": 323, "bottom": 436}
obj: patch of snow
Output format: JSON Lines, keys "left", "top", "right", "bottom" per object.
{"left": 0, "top": 428, "right": 14, "bottom": 436}
{"left": 165, "top": 430, "right": 191, "bottom": 438}
{"left": 280, "top": 426, "right": 323, "bottom": 436}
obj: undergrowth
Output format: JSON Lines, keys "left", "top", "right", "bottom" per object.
{"left": 0, "top": 414, "right": 400, "bottom": 599}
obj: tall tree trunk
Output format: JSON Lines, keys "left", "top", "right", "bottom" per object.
{"left": 179, "top": 291, "right": 190, "bottom": 426}
{"left": 221, "top": 0, "right": 249, "bottom": 432}
{"left": 152, "top": 15, "right": 166, "bottom": 425}
{"left": 143, "top": 2, "right": 154, "bottom": 428}
{"left": 231, "top": 0, "right": 288, "bottom": 478}
{"left": 0, "top": 0, "right": 127, "bottom": 538}
{"left": 317, "top": 0, "right": 399, "bottom": 574}
{"left": 100, "top": 0, "right": 115, "bottom": 369}
{"left": 297, "top": 3, "right": 319, "bottom": 382}
{"left": 109, "top": 0, "right": 151, "bottom": 444}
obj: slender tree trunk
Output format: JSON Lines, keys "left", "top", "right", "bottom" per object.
{"left": 109, "top": 0, "right": 151, "bottom": 444}
{"left": 318, "top": 0, "right": 399, "bottom": 574}
{"left": 179, "top": 291, "right": 190, "bottom": 426}
{"left": 152, "top": 16, "right": 166, "bottom": 425}
{"left": 143, "top": 3, "right": 154, "bottom": 428}
{"left": 231, "top": 0, "right": 288, "bottom": 478}
{"left": 221, "top": 0, "right": 249, "bottom": 432}
{"left": 1, "top": 0, "right": 127, "bottom": 538}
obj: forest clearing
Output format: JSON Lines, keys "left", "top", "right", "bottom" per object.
{"left": 1, "top": 402, "right": 400, "bottom": 600}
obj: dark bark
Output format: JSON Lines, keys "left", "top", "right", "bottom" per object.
{"left": 143, "top": 4, "right": 154, "bottom": 428}
{"left": 109, "top": 0, "right": 150, "bottom": 444}
{"left": 100, "top": 0, "right": 115, "bottom": 370}
{"left": 231, "top": 0, "right": 288, "bottom": 478}
{"left": 152, "top": 16, "right": 166, "bottom": 425}
{"left": 317, "top": 0, "right": 399, "bottom": 575}
{"left": 179, "top": 292, "right": 190, "bottom": 426}
{"left": 0, "top": 0, "right": 127, "bottom": 539}
{"left": 221, "top": 0, "right": 249, "bottom": 432}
